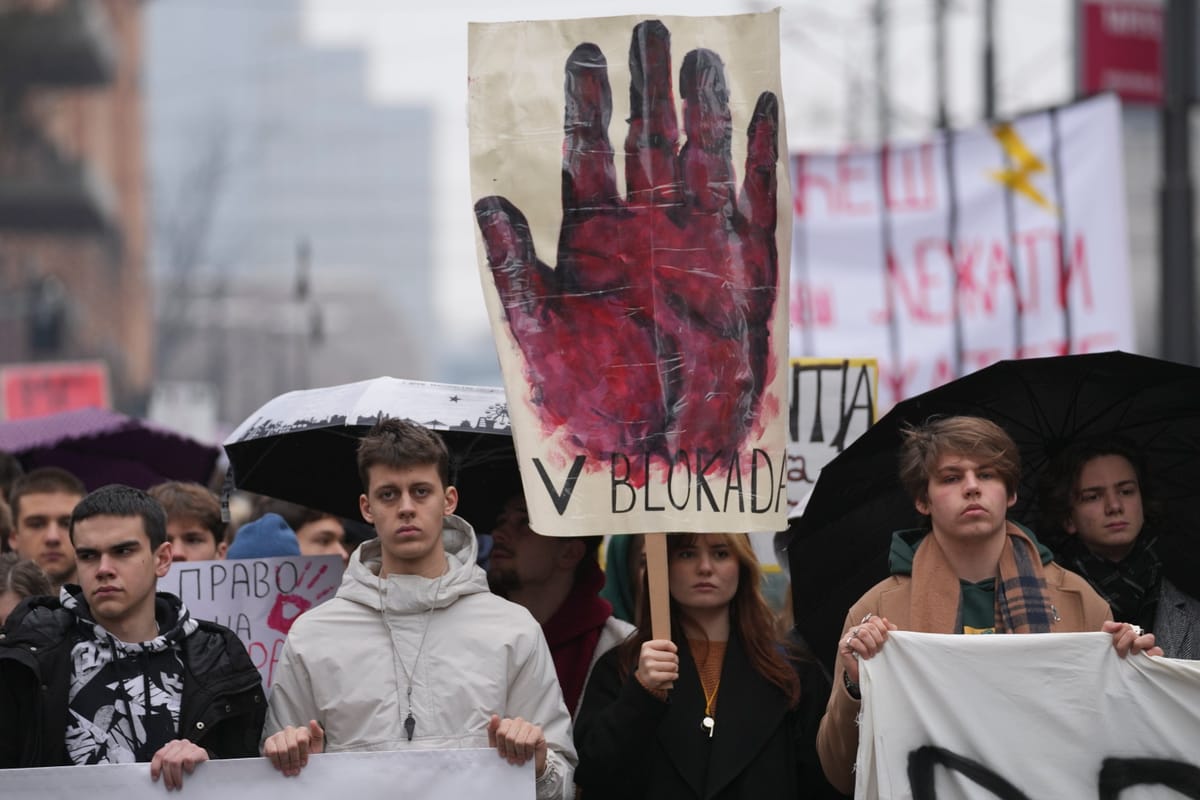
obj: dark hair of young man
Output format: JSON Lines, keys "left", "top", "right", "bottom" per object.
{"left": 10, "top": 467, "right": 86, "bottom": 521}
{"left": 70, "top": 484, "right": 168, "bottom": 550}
{"left": 1036, "top": 437, "right": 1159, "bottom": 547}
{"left": 255, "top": 497, "right": 336, "bottom": 532}
{"left": 356, "top": 417, "right": 451, "bottom": 491}
{"left": 148, "top": 481, "right": 224, "bottom": 544}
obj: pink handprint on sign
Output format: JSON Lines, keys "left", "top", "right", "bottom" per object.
{"left": 267, "top": 560, "right": 335, "bottom": 635}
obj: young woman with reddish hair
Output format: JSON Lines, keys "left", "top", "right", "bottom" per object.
{"left": 573, "top": 533, "right": 842, "bottom": 799}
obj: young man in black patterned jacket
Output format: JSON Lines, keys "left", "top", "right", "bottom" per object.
{"left": 0, "top": 485, "right": 264, "bottom": 789}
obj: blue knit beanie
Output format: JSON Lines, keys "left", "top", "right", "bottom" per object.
{"left": 227, "top": 512, "right": 301, "bottom": 559}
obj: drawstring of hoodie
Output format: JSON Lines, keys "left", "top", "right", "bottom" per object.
{"left": 379, "top": 574, "right": 443, "bottom": 743}
{"left": 142, "top": 652, "right": 155, "bottom": 740}
{"left": 105, "top": 633, "right": 151, "bottom": 756}
{"left": 59, "top": 588, "right": 196, "bottom": 765}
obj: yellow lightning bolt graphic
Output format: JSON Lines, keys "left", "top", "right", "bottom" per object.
{"left": 988, "top": 123, "right": 1058, "bottom": 216}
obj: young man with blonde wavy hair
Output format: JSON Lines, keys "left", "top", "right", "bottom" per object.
{"left": 815, "top": 416, "right": 1160, "bottom": 795}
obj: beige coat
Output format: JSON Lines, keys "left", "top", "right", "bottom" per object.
{"left": 265, "top": 516, "right": 577, "bottom": 800}
{"left": 815, "top": 560, "right": 1111, "bottom": 795}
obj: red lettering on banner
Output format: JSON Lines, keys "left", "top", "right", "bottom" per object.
{"left": 880, "top": 359, "right": 920, "bottom": 403}
{"left": 1023, "top": 228, "right": 1077, "bottom": 314}
{"left": 913, "top": 238, "right": 952, "bottom": 323}
{"left": 964, "top": 347, "right": 1006, "bottom": 371}
{"left": 871, "top": 245, "right": 949, "bottom": 325}
{"left": 1016, "top": 339, "right": 1067, "bottom": 358}
{"left": 1066, "top": 234, "right": 1094, "bottom": 310}
{"left": 988, "top": 240, "right": 1021, "bottom": 315}
{"left": 1077, "top": 332, "right": 1119, "bottom": 351}
{"left": 871, "top": 230, "right": 1097, "bottom": 327}
{"left": 885, "top": 143, "right": 937, "bottom": 212}
{"left": 930, "top": 355, "right": 955, "bottom": 387}
{"left": 955, "top": 240, "right": 1019, "bottom": 318}
{"left": 951, "top": 241, "right": 982, "bottom": 314}
{"left": 837, "top": 152, "right": 873, "bottom": 215}
{"left": 879, "top": 329, "right": 1124, "bottom": 408}
{"left": 249, "top": 638, "right": 287, "bottom": 688}
{"left": 791, "top": 154, "right": 810, "bottom": 217}
{"left": 793, "top": 151, "right": 875, "bottom": 217}
{"left": 791, "top": 281, "right": 836, "bottom": 327}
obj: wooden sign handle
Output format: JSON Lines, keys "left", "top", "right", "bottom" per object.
{"left": 644, "top": 532, "right": 671, "bottom": 641}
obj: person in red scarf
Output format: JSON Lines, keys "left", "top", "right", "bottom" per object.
{"left": 487, "top": 493, "right": 634, "bottom": 717}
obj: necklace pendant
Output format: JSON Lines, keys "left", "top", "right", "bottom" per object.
{"left": 702, "top": 715, "right": 715, "bottom": 738}
{"left": 404, "top": 712, "right": 416, "bottom": 742}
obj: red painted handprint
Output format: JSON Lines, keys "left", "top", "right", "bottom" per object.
{"left": 266, "top": 560, "right": 335, "bottom": 636}
{"left": 475, "top": 20, "right": 780, "bottom": 483}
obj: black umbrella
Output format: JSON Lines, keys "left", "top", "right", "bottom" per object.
{"left": 788, "top": 351, "right": 1200, "bottom": 672}
{"left": 223, "top": 378, "right": 519, "bottom": 535}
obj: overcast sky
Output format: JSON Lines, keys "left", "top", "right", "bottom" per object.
{"left": 302, "top": 0, "right": 1074, "bottom": 348}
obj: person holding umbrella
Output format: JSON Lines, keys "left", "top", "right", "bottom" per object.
{"left": 573, "top": 532, "right": 842, "bottom": 799}
{"left": 1039, "top": 440, "right": 1200, "bottom": 659}
{"left": 816, "top": 416, "right": 1160, "bottom": 796}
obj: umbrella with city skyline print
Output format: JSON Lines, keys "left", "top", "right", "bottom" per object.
{"left": 223, "top": 377, "right": 518, "bottom": 533}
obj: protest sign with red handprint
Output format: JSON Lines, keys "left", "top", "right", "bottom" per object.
{"left": 470, "top": 13, "right": 791, "bottom": 536}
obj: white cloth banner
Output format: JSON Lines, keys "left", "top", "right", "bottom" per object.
{"left": 2, "top": 748, "right": 530, "bottom": 800}
{"left": 790, "top": 94, "right": 1134, "bottom": 409}
{"left": 857, "top": 631, "right": 1200, "bottom": 799}
{"left": 158, "top": 555, "right": 342, "bottom": 689}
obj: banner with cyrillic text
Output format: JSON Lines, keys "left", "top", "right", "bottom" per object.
{"left": 857, "top": 631, "right": 1200, "bottom": 799}
{"left": 791, "top": 94, "right": 1134, "bottom": 409}
{"left": 3, "top": 748, "right": 529, "bottom": 800}
{"left": 158, "top": 555, "right": 342, "bottom": 690}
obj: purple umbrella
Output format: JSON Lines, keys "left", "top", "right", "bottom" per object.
{"left": 0, "top": 407, "right": 221, "bottom": 491}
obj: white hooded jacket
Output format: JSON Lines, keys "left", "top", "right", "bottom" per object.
{"left": 265, "top": 515, "right": 576, "bottom": 799}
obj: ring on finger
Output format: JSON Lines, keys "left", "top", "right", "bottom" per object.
{"left": 1130, "top": 624, "right": 1144, "bottom": 637}
{"left": 861, "top": 613, "right": 873, "bottom": 624}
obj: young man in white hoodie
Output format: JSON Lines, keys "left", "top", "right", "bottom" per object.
{"left": 263, "top": 418, "right": 576, "bottom": 799}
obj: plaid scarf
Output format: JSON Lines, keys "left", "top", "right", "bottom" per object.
{"left": 1059, "top": 534, "right": 1161, "bottom": 631}
{"left": 910, "top": 522, "right": 1055, "bottom": 634}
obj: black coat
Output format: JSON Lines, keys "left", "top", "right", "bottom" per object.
{"left": 0, "top": 594, "right": 266, "bottom": 768}
{"left": 574, "top": 632, "right": 847, "bottom": 800}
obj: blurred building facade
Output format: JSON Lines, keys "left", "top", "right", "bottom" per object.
{"left": 145, "top": 0, "right": 433, "bottom": 431}
{"left": 0, "top": 0, "right": 153, "bottom": 413}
